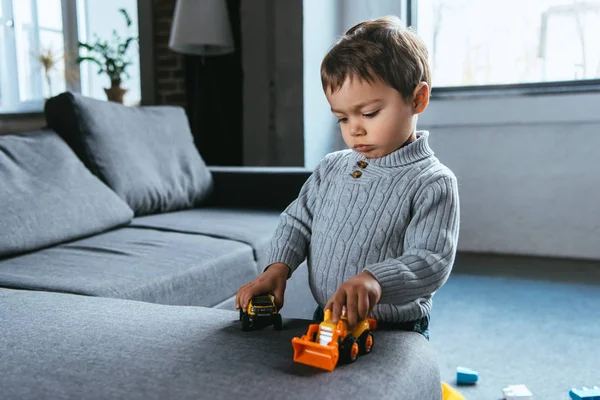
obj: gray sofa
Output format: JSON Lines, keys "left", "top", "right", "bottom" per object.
{"left": 0, "top": 92, "right": 442, "bottom": 399}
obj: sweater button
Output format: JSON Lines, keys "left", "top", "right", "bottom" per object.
{"left": 357, "top": 160, "right": 368, "bottom": 169}
{"left": 351, "top": 170, "right": 362, "bottom": 178}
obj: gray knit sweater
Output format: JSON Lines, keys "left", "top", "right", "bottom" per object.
{"left": 267, "top": 131, "right": 460, "bottom": 323}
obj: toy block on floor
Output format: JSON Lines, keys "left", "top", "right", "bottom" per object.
{"left": 503, "top": 384, "right": 532, "bottom": 400}
{"left": 456, "top": 366, "right": 478, "bottom": 385}
{"left": 570, "top": 386, "right": 600, "bottom": 400}
{"left": 442, "top": 382, "right": 466, "bottom": 400}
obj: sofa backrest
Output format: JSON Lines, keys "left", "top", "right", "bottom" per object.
{"left": 44, "top": 92, "right": 213, "bottom": 216}
{"left": 0, "top": 130, "right": 133, "bottom": 259}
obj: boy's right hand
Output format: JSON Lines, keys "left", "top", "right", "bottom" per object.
{"left": 235, "top": 262, "right": 289, "bottom": 312}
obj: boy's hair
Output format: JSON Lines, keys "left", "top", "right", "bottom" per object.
{"left": 321, "top": 16, "right": 431, "bottom": 102}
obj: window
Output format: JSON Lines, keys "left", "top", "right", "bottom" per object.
{"left": 77, "top": 0, "right": 140, "bottom": 106}
{"left": 415, "top": 0, "right": 600, "bottom": 89}
{"left": 0, "top": 0, "right": 140, "bottom": 113}
{"left": 303, "top": 0, "right": 600, "bottom": 168}
{"left": 0, "top": 0, "right": 66, "bottom": 112}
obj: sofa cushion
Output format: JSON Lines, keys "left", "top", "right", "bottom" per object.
{"left": 0, "top": 130, "right": 133, "bottom": 259}
{"left": 44, "top": 92, "right": 213, "bottom": 216}
{"left": 130, "top": 208, "right": 280, "bottom": 271}
{"left": 0, "top": 289, "right": 442, "bottom": 400}
{"left": 130, "top": 208, "right": 319, "bottom": 319}
{"left": 0, "top": 227, "right": 256, "bottom": 307}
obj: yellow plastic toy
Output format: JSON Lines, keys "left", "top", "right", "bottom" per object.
{"left": 292, "top": 308, "right": 377, "bottom": 371}
{"left": 239, "top": 294, "right": 282, "bottom": 331}
{"left": 442, "top": 382, "right": 466, "bottom": 400}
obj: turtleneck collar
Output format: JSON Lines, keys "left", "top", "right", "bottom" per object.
{"left": 351, "top": 131, "right": 434, "bottom": 168}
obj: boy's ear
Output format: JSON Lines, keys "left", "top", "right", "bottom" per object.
{"left": 412, "top": 82, "right": 429, "bottom": 114}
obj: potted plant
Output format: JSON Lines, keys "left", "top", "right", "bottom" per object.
{"left": 36, "top": 46, "right": 62, "bottom": 99}
{"left": 77, "top": 8, "right": 138, "bottom": 103}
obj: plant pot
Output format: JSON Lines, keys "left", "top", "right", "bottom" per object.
{"left": 104, "top": 80, "right": 127, "bottom": 104}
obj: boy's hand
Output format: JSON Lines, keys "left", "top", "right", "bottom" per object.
{"left": 236, "top": 262, "right": 289, "bottom": 312}
{"left": 325, "top": 271, "right": 382, "bottom": 330}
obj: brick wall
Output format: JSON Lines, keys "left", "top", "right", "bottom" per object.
{"left": 153, "top": 0, "right": 186, "bottom": 106}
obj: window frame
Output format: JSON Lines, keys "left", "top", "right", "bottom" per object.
{"left": 0, "top": 0, "right": 79, "bottom": 114}
{"left": 407, "top": 0, "right": 600, "bottom": 98}
{"left": 1, "top": 0, "right": 21, "bottom": 111}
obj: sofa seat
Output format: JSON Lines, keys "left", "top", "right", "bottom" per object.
{"left": 0, "top": 227, "right": 256, "bottom": 307}
{"left": 0, "top": 289, "right": 442, "bottom": 400}
{"left": 130, "top": 207, "right": 281, "bottom": 273}
{"left": 129, "top": 208, "right": 319, "bottom": 319}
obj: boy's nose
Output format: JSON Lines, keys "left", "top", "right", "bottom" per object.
{"left": 349, "top": 122, "right": 366, "bottom": 136}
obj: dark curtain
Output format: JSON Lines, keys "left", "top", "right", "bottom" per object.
{"left": 184, "top": 0, "right": 243, "bottom": 166}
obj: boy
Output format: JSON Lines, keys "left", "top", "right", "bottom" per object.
{"left": 236, "top": 16, "right": 459, "bottom": 337}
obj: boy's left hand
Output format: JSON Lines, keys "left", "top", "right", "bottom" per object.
{"left": 325, "top": 271, "right": 382, "bottom": 330}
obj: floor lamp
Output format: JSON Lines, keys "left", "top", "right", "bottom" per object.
{"left": 168, "top": 0, "right": 236, "bottom": 163}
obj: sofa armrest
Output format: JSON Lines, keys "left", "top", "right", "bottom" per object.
{"left": 206, "top": 166, "right": 311, "bottom": 210}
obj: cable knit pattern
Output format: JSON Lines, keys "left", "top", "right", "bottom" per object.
{"left": 267, "top": 131, "right": 460, "bottom": 323}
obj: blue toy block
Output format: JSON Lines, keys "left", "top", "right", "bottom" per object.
{"left": 456, "top": 366, "right": 478, "bottom": 385}
{"left": 569, "top": 386, "right": 600, "bottom": 400}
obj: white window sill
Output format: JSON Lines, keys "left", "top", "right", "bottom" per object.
{"left": 420, "top": 91, "right": 600, "bottom": 129}
{"left": 0, "top": 100, "right": 45, "bottom": 116}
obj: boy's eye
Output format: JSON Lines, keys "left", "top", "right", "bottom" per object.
{"left": 363, "top": 110, "right": 380, "bottom": 118}
{"left": 336, "top": 117, "right": 348, "bottom": 124}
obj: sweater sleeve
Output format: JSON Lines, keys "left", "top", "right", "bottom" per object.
{"left": 266, "top": 156, "right": 330, "bottom": 276}
{"left": 364, "top": 176, "right": 460, "bottom": 305}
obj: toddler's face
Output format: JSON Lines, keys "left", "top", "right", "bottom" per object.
{"left": 326, "top": 76, "right": 425, "bottom": 159}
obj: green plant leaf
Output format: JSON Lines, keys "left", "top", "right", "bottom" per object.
{"left": 76, "top": 8, "right": 137, "bottom": 83}
{"left": 77, "top": 56, "right": 103, "bottom": 67}
{"left": 119, "top": 8, "right": 132, "bottom": 27}
{"left": 78, "top": 41, "right": 95, "bottom": 51}
{"left": 119, "top": 37, "right": 137, "bottom": 55}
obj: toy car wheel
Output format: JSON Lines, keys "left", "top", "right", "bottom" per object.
{"left": 349, "top": 340, "right": 359, "bottom": 362}
{"left": 358, "top": 330, "right": 374, "bottom": 354}
{"left": 239, "top": 309, "right": 243, "bottom": 321}
{"left": 241, "top": 314, "right": 251, "bottom": 331}
{"left": 339, "top": 336, "right": 359, "bottom": 364}
{"left": 273, "top": 313, "right": 282, "bottom": 330}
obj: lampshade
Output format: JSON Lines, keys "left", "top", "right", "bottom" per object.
{"left": 169, "top": 0, "right": 234, "bottom": 56}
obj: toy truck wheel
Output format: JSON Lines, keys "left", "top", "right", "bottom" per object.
{"left": 358, "top": 330, "right": 374, "bottom": 355}
{"left": 273, "top": 314, "right": 282, "bottom": 330}
{"left": 339, "top": 337, "right": 359, "bottom": 364}
{"left": 241, "top": 314, "right": 251, "bottom": 331}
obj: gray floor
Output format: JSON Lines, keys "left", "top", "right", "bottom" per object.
{"left": 430, "top": 253, "right": 600, "bottom": 400}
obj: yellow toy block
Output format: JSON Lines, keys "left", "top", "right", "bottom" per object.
{"left": 442, "top": 381, "right": 466, "bottom": 400}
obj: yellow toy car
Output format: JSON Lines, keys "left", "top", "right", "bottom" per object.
{"left": 239, "top": 294, "right": 282, "bottom": 331}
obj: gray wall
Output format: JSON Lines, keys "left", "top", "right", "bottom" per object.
{"left": 303, "top": 0, "right": 406, "bottom": 168}
{"left": 303, "top": 0, "right": 341, "bottom": 169}
{"left": 241, "top": 0, "right": 304, "bottom": 166}
{"left": 420, "top": 93, "right": 600, "bottom": 260}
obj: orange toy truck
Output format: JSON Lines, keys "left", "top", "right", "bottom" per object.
{"left": 291, "top": 308, "right": 377, "bottom": 371}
